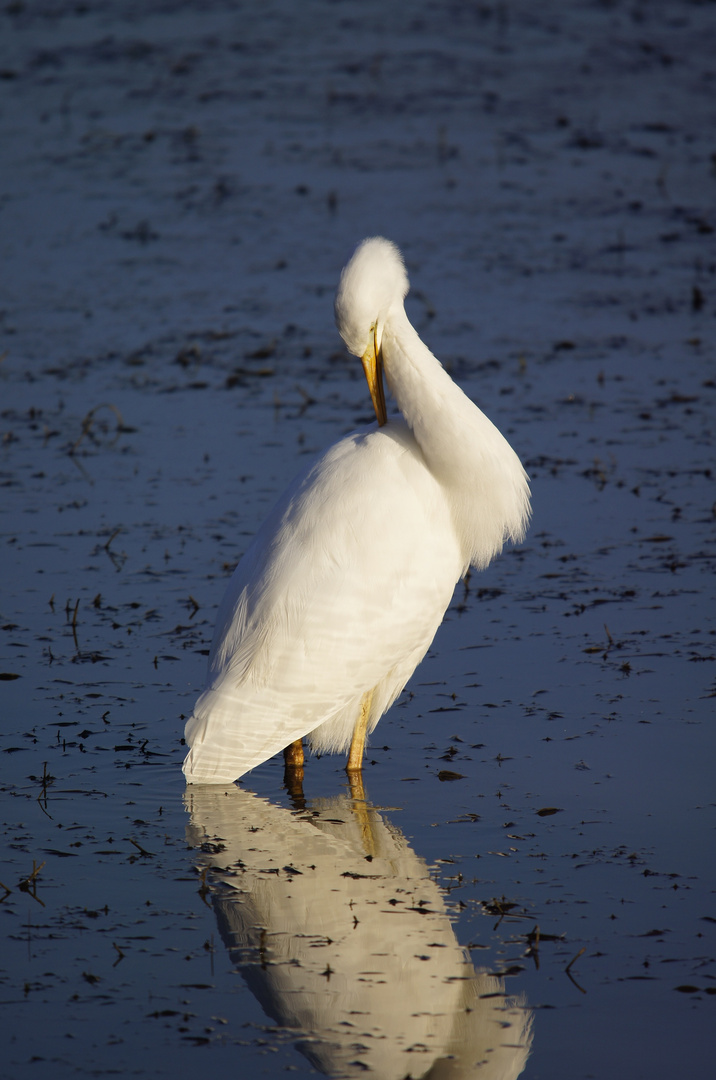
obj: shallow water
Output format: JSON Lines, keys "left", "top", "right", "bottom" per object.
{"left": 1, "top": 1, "right": 714, "bottom": 1077}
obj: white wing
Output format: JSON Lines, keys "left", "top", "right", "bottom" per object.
{"left": 183, "top": 421, "right": 464, "bottom": 783}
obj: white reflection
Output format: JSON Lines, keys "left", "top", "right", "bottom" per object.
{"left": 185, "top": 784, "right": 532, "bottom": 1079}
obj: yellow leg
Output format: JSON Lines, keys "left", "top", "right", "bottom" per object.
{"left": 283, "top": 738, "right": 304, "bottom": 769}
{"left": 346, "top": 689, "right": 373, "bottom": 773}
{"left": 349, "top": 781, "right": 377, "bottom": 858}
{"left": 283, "top": 738, "right": 305, "bottom": 806}
{"left": 347, "top": 771, "right": 367, "bottom": 803}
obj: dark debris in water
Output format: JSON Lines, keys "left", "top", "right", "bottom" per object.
{"left": 1, "top": 0, "right": 715, "bottom": 1077}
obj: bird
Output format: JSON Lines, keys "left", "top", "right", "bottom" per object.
{"left": 182, "top": 237, "right": 530, "bottom": 785}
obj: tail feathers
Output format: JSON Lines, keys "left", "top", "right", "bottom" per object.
{"left": 182, "top": 680, "right": 395, "bottom": 784}
{"left": 182, "top": 689, "right": 315, "bottom": 785}
{"left": 182, "top": 741, "right": 245, "bottom": 785}
{"left": 182, "top": 694, "right": 254, "bottom": 784}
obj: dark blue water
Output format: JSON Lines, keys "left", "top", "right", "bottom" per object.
{"left": 1, "top": 2, "right": 714, "bottom": 1077}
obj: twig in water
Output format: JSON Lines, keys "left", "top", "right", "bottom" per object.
{"left": 18, "top": 861, "right": 46, "bottom": 906}
{"left": 565, "top": 946, "right": 587, "bottom": 994}
{"left": 70, "top": 598, "right": 80, "bottom": 649}
{"left": 36, "top": 761, "right": 55, "bottom": 813}
{"left": 69, "top": 402, "right": 124, "bottom": 455}
{"left": 104, "top": 527, "right": 122, "bottom": 553}
{"left": 526, "top": 924, "right": 540, "bottom": 969}
{"left": 128, "top": 838, "right": 155, "bottom": 858}
{"left": 197, "top": 866, "right": 212, "bottom": 908}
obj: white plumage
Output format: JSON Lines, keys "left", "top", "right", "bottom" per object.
{"left": 183, "top": 237, "right": 530, "bottom": 784}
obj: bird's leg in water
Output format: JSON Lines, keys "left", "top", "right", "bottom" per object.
{"left": 284, "top": 738, "right": 304, "bottom": 769}
{"left": 348, "top": 771, "right": 377, "bottom": 858}
{"left": 283, "top": 739, "right": 305, "bottom": 807}
{"left": 347, "top": 771, "right": 367, "bottom": 802}
{"left": 346, "top": 690, "right": 373, "bottom": 773}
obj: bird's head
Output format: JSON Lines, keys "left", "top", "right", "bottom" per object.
{"left": 335, "top": 237, "right": 409, "bottom": 426}
{"left": 335, "top": 237, "right": 409, "bottom": 357}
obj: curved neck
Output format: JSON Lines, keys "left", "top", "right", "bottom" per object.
{"left": 381, "top": 307, "right": 530, "bottom": 570}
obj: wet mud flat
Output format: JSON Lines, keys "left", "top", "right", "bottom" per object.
{"left": 1, "top": 1, "right": 715, "bottom": 1077}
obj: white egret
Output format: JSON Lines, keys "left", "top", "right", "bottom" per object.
{"left": 183, "top": 237, "right": 530, "bottom": 785}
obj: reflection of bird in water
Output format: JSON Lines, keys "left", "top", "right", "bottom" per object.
{"left": 183, "top": 238, "right": 530, "bottom": 784}
{"left": 185, "top": 784, "right": 533, "bottom": 1079}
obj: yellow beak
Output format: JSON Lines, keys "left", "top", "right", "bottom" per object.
{"left": 360, "top": 325, "right": 387, "bottom": 427}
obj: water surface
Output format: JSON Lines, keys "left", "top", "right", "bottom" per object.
{"left": 1, "top": 2, "right": 714, "bottom": 1077}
